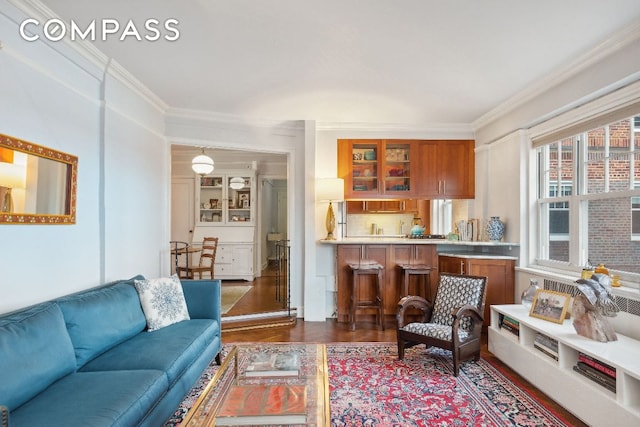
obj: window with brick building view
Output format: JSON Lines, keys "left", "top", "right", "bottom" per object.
{"left": 537, "top": 114, "right": 640, "bottom": 279}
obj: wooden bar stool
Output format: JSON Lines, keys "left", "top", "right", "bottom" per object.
{"left": 347, "top": 261, "right": 385, "bottom": 331}
{"left": 397, "top": 263, "right": 432, "bottom": 298}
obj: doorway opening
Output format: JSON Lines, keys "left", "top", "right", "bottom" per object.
{"left": 170, "top": 145, "right": 292, "bottom": 324}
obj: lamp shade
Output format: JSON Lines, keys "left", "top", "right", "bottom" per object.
{"left": 316, "top": 178, "right": 344, "bottom": 201}
{"left": 192, "top": 150, "right": 214, "bottom": 175}
{"left": 229, "top": 177, "right": 245, "bottom": 190}
{"left": 0, "top": 162, "right": 26, "bottom": 189}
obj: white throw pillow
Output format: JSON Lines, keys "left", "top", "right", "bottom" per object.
{"left": 134, "top": 275, "right": 190, "bottom": 331}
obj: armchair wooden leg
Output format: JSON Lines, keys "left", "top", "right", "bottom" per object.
{"left": 397, "top": 339, "right": 405, "bottom": 360}
{"left": 376, "top": 269, "right": 385, "bottom": 331}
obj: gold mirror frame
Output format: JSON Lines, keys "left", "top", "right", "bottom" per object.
{"left": 0, "top": 133, "right": 78, "bottom": 224}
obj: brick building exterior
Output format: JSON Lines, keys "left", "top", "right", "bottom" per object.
{"left": 547, "top": 117, "right": 640, "bottom": 274}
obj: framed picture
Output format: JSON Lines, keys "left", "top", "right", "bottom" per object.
{"left": 529, "top": 289, "right": 571, "bottom": 324}
{"left": 238, "top": 191, "right": 250, "bottom": 207}
{"left": 210, "top": 198, "right": 219, "bottom": 209}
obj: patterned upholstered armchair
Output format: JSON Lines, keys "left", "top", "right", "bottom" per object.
{"left": 1, "top": 405, "right": 8, "bottom": 427}
{"left": 396, "top": 273, "right": 488, "bottom": 376}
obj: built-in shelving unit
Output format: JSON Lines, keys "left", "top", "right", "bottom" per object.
{"left": 197, "top": 174, "right": 254, "bottom": 225}
{"left": 489, "top": 304, "right": 640, "bottom": 427}
{"left": 193, "top": 169, "right": 256, "bottom": 281}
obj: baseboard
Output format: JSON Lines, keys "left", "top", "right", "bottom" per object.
{"left": 222, "top": 309, "right": 298, "bottom": 332}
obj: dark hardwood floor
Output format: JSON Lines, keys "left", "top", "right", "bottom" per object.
{"left": 220, "top": 267, "right": 588, "bottom": 427}
{"left": 222, "top": 263, "right": 285, "bottom": 316}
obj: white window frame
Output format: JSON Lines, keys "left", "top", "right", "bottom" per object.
{"left": 535, "top": 118, "right": 640, "bottom": 285}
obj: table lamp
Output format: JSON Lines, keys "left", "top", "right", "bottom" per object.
{"left": 0, "top": 162, "right": 26, "bottom": 213}
{"left": 316, "top": 178, "right": 344, "bottom": 240}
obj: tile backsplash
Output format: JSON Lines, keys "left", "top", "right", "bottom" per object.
{"left": 346, "top": 213, "right": 415, "bottom": 236}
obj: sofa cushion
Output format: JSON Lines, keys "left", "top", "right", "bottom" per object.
{"left": 57, "top": 279, "right": 147, "bottom": 367}
{"left": 80, "top": 318, "right": 219, "bottom": 386}
{"left": 9, "top": 370, "right": 168, "bottom": 427}
{"left": 134, "top": 275, "right": 190, "bottom": 331}
{"left": 0, "top": 302, "right": 76, "bottom": 410}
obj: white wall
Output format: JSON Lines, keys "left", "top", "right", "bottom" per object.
{"left": 472, "top": 131, "right": 525, "bottom": 246}
{"left": 102, "top": 68, "right": 169, "bottom": 280}
{"left": 0, "top": 1, "right": 168, "bottom": 313}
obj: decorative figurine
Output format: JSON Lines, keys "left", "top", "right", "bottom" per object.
{"left": 573, "top": 273, "right": 619, "bottom": 342}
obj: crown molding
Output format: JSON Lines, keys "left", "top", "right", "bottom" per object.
{"left": 473, "top": 18, "right": 640, "bottom": 131}
{"left": 7, "top": 0, "right": 107, "bottom": 74}
{"left": 103, "top": 59, "right": 168, "bottom": 114}
{"left": 166, "top": 107, "right": 305, "bottom": 131}
{"left": 8, "top": 0, "right": 167, "bottom": 113}
{"left": 528, "top": 78, "right": 640, "bottom": 141}
{"left": 316, "top": 120, "right": 474, "bottom": 137}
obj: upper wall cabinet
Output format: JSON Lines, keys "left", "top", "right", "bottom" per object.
{"left": 338, "top": 139, "right": 417, "bottom": 199}
{"left": 414, "top": 139, "right": 475, "bottom": 199}
{"left": 338, "top": 139, "right": 475, "bottom": 200}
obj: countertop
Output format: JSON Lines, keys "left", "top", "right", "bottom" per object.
{"left": 319, "top": 237, "right": 518, "bottom": 247}
{"left": 438, "top": 252, "right": 519, "bottom": 260}
{"left": 319, "top": 237, "right": 520, "bottom": 260}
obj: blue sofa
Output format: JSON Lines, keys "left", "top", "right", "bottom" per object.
{"left": 0, "top": 276, "right": 222, "bottom": 427}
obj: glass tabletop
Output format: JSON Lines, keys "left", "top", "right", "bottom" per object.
{"left": 181, "top": 343, "right": 329, "bottom": 426}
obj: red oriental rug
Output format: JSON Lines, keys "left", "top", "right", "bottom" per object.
{"left": 165, "top": 342, "right": 571, "bottom": 427}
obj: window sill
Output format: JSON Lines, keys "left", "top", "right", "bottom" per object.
{"left": 517, "top": 265, "right": 640, "bottom": 298}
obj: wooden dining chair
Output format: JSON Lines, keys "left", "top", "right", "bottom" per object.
{"left": 176, "top": 237, "right": 219, "bottom": 279}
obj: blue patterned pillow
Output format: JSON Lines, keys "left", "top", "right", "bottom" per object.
{"left": 134, "top": 275, "right": 190, "bottom": 331}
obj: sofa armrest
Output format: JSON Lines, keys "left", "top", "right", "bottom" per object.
{"left": 181, "top": 279, "right": 222, "bottom": 322}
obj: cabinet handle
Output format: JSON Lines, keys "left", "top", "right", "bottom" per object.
{"left": 460, "top": 260, "right": 465, "bottom": 275}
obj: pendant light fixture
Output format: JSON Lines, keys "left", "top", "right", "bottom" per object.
{"left": 191, "top": 148, "right": 214, "bottom": 175}
{"left": 229, "top": 176, "right": 245, "bottom": 190}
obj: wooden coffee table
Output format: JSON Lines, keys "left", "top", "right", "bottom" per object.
{"left": 181, "top": 343, "right": 330, "bottom": 426}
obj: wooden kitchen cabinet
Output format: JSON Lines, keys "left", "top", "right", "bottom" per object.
{"left": 335, "top": 244, "right": 438, "bottom": 324}
{"left": 338, "top": 139, "right": 416, "bottom": 199}
{"left": 338, "top": 139, "right": 475, "bottom": 200}
{"left": 346, "top": 199, "right": 419, "bottom": 214}
{"left": 414, "top": 140, "right": 475, "bottom": 199}
{"left": 438, "top": 255, "right": 515, "bottom": 327}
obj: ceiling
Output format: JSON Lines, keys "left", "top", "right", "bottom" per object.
{"left": 38, "top": 0, "right": 640, "bottom": 127}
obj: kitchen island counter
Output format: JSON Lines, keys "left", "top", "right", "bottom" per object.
{"left": 324, "top": 238, "right": 519, "bottom": 325}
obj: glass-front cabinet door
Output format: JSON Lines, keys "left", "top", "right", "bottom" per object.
{"left": 196, "top": 173, "right": 254, "bottom": 225}
{"left": 198, "top": 176, "right": 224, "bottom": 223}
{"left": 382, "top": 141, "right": 411, "bottom": 195}
{"left": 338, "top": 139, "right": 414, "bottom": 198}
{"left": 350, "top": 141, "right": 379, "bottom": 196}
{"left": 226, "top": 175, "right": 252, "bottom": 223}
